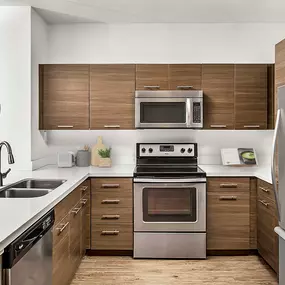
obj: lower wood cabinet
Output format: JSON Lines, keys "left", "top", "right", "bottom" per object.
{"left": 207, "top": 178, "right": 250, "bottom": 250}
{"left": 52, "top": 180, "right": 91, "bottom": 285}
{"left": 257, "top": 179, "right": 279, "bottom": 272}
{"left": 91, "top": 178, "right": 133, "bottom": 250}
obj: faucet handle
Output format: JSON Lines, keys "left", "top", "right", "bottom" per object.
{"left": 2, "top": 168, "right": 11, "bottom": 178}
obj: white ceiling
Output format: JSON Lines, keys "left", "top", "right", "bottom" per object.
{"left": 1, "top": 0, "right": 285, "bottom": 24}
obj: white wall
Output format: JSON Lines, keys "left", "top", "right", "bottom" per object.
{"left": 48, "top": 23, "right": 285, "bottom": 63}
{"left": 0, "top": 6, "right": 32, "bottom": 170}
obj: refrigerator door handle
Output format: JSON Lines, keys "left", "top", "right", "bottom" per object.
{"left": 272, "top": 109, "right": 282, "bottom": 222}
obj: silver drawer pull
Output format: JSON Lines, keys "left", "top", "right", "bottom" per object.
{"left": 144, "top": 85, "right": 160, "bottom": 89}
{"left": 102, "top": 199, "right": 120, "bottom": 204}
{"left": 210, "top": 125, "right": 227, "bottom": 128}
{"left": 102, "top": 184, "right": 120, "bottom": 188}
{"left": 57, "top": 125, "right": 74, "bottom": 128}
{"left": 56, "top": 222, "right": 69, "bottom": 234}
{"left": 104, "top": 125, "right": 121, "bottom": 128}
{"left": 220, "top": 183, "right": 238, "bottom": 188}
{"left": 219, "top": 196, "right": 238, "bottom": 201}
{"left": 176, "top": 85, "right": 193, "bottom": 90}
{"left": 259, "top": 187, "right": 270, "bottom": 193}
{"left": 71, "top": 207, "right": 82, "bottom": 215}
{"left": 259, "top": 199, "right": 269, "bottom": 207}
{"left": 80, "top": 186, "right": 88, "bottom": 192}
{"left": 101, "top": 230, "right": 119, "bottom": 235}
{"left": 244, "top": 125, "right": 260, "bottom": 128}
{"left": 80, "top": 199, "right": 88, "bottom": 205}
{"left": 102, "top": 215, "right": 120, "bottom": 220}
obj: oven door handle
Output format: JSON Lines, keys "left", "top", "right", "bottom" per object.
{"left": 133, "top": 178, "right": 206, "bottom": 183}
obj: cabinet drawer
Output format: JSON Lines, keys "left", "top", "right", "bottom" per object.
{"left": 93, "top": 207, "right": 132, "bottom": 224}
{"left": 92, "top": 223, "right": 133, "bottom": 250}
{"left": 207, "top": 190, "right": 250, "bottom": 250}
{"left": 207, "top": 178, "right": 250, "bottom": 192}
{"left": 92, "top": 178, "right": 132, "bottom": 195}
{"left": 53, "top": 214, "right": 70, "bottom": 248}
{"left": 93, "top": 190, "right": 132, "bottom": 208}
{"left": 79, "top": 179, "right": 90, "bottom": 198}
{"left": 257, "top": 180, "right": 275, "bottom": 203}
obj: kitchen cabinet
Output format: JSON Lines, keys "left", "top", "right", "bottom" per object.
{"left": 207, "top": 178, "right": 250, "bottom": 250}
{"left": 91, "top": 178, "right": 133, "bottom": 250}
{"left": 257, "top": 179, "right": 279, "bottom": 272}
{"left": 52, "top": 179, "right": 90, "bottom": 285}
{"left": 40, "top": 64, "right": 90, "bottom": 130}
{"left": 276, "top": 39, "right": 285, "bottom": 90}
{"left": 90, "top": 64, "right": 135, "bottom": 129}
{"left": 202, "top": 64, "right": 234, "bottom": 129}
{"left": 168, "top": 64, "right": 202, "bottom": 90}
{"left": 136, "top": 64, "right": 169, "bottom": 90}
{"left": 234, "top": 64, "right": 268, "bottom": 130}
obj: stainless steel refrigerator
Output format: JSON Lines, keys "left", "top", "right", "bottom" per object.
{"left": 273, "top": 85, "right": 285, "bottom": 284}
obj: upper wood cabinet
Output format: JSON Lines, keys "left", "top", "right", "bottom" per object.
{"left": 90, "top": 64, "right": 135, "bottom": 129}
{"left": 136, "top": 64, "right": 169, "bottom": 90}
{"left": 202, "top": 64, "right": 234, "bottom": 129}
{"left": 234, "top": 64, "right": 268, "bottom": 130}
{"left": 276, "top": 39, "right": 285, "bottom": 89}
{"left": 40, "top": 64, "right": 90, "bottom": 130}
{"left": 168, "top": 64, "right": 202, "bottom": 90}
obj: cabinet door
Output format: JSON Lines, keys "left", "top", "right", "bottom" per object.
{"left": 81, "top": 193, "right": 90, "bottom": 256}
{"left": 234, "top": 64, "right": 268, "bottom": 129}
{"left": 207, "top": 178, "right": 250, "bottom": 250}
{"left": 136, "top": 64, "right": 169, "bottom": 90}
{"left": 169, "top": 64, "right": 202, "bottom": 90}
{"left": 41, "top": 64, "right": 90, "bottom": 130}
{"left": 202, "top": 64, "right": 234, "bottom": 129}
{"left": 90, "top": 64, "right": 135, "bottom": 129}
{"left": 276, "top": 39, "right": 285, "bottom": 89}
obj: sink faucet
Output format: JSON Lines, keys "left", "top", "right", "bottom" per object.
{"left": 0, "top": 141, "right": 15, "bottom": 186}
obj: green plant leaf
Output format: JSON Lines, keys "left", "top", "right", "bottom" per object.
{"left": 98, "top": 147, "right": 111, "bottom": 158}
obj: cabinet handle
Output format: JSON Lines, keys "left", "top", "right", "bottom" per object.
{"left": 176, "top": 85, "right": 193, "bottom": 90}
{"left": 80, "top": 199, "right": 88, "bottom": 205}
{"left": 259, "top": 199, "right": 269, "bottom": 207}
{"left": 57, "top": 125, "right": 74, "bottom": 128}
{"left": 101, "top": 215, "right": 120, "bottom": 220}
{"left": 102, "top": 184, "right": 120, "bottom": 188}
{"left": 104, "top": 125, "right": 121, "bottom": 128}
{"left": 144, "top": 85, "right": 160, "bottom": 89}
{"left": 243, "top": 125, "right": 260, "bottom": 128}
{"left": 80, "top": 186, "right": 88, "bottom": 192}
{"left": 220, "top": 183, "right": 238, "bottom": 188}
{"left": 71, "top": 207, "right": 82, "bottom": 215}
{"left": 259, "top": 186, "right": 270, "bottom": 193}
{"left": 219, "top": 196, "right": 238, "bottom": 201}
{"left": 102, "top": 199, "right": 120, "bottom": 204}
{"left": 101, "top": 230, "right": 119, "bottom": 235}
{"left": 210, "top": 125, "right": 227, "bottom": 128}
{"left": 56, "top": 222, "right": 69, "bottom": 234}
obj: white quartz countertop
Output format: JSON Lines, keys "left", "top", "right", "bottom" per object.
{"left": 0, "top": 163, "right": 271, "bottom": 254}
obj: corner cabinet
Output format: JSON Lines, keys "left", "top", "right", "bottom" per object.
{"left": 39, "top": 64, "right": 90, "bottom": 130}
{"left": 90, "top": 64, "right": 135, "bottom": 129}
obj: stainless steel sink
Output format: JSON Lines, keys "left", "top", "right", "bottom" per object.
{"left": 0, "top": 179, "right": 67, "bottom": 198}
{"left": 12, "top": 179, "right": 66, "bottom": 190}
{"left": 0, "top": 188, "right": 51, "bottom": 198}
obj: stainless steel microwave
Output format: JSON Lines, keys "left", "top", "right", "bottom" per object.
{"left": 135, "top": 90, "right": 203, "bottom": 129}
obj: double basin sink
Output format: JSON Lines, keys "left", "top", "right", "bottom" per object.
{"left": 0, "top": 179, "right": 67, "bottom": 198}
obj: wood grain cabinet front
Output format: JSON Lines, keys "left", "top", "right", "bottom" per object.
{"left": 40, "top": 64, "right": 90, "bottom": 130}
{"left": 90, "top": 64, "right": 135, "bottom": 129}
{"left": 207, "top": 178, "right": 250, "bottom": 250}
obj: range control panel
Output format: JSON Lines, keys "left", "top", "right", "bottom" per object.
{"left": 138, "top": 143, "right": 196, "bottom": 157}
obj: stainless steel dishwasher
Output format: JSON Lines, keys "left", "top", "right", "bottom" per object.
{"left": 2, "top": 210, "right": 54, "bottom": 285}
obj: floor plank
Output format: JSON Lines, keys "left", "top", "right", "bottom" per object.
{"left": 71, "top": 256, "right": 278, "bottom": 285}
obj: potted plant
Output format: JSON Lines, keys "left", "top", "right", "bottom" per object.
{"left": 98, "top": 147, "right": 112, "bottom": 168}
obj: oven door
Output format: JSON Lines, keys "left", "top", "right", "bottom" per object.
{"left": 134, "top": 182, "right": 206, "bottom": 232}
{"left": 135, "top": 97, "right": 190, "bottom": 128}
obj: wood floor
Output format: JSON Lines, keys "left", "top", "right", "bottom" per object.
{"left": 71, "top": 255, "right": 278, "bottom": 285}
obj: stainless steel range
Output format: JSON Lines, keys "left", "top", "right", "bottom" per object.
{"left": 133, "top": 143, "right": 206, "bottom": 259}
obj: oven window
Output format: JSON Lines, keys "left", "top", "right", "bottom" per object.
{"left": 140, "top": 102, "right": 186, "bottom": 124}
{"left": 143, "top": 187, "right": 197, "bottom": 222}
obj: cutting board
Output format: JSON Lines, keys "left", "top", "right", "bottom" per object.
{"left": 91, "top": 136, "right": 106, "bottom": 166}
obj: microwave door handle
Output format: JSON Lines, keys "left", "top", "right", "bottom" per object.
{"left": 186, "top": 99, "right": 191, "bottom": 127}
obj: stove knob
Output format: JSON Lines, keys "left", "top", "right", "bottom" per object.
{"left": 141, "top": 148, "right": 146, "bottom": 153}
{"left": 180, "top": 148, "right": 185, "bottom": 153}
{"left": 149, "top": 148, "right": 153, "bottom": 153}
{"left": 188, "top": 148, "right": 193, "bottom": 153}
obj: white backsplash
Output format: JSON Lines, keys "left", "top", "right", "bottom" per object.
{"left": 33, "top": 130, "right": 274, "bottom": 169}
